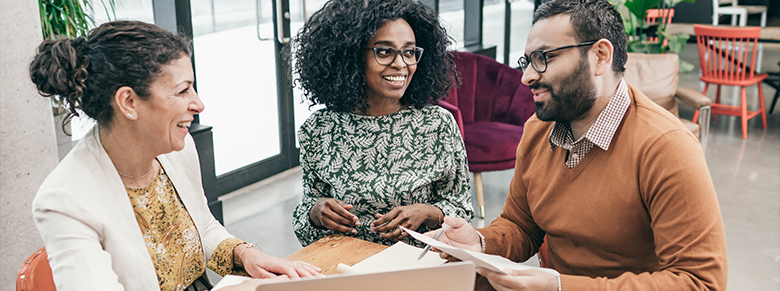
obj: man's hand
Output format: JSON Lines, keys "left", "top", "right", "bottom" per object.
{"left": 309, "top": 198, "right": 359, "bottom": 234}
{"left": 370, "top": 204, "right": 440, "bottom": 240}
{"left": 424, "top": 216, "right": 482, "bottom": 257}
{"left": 477, "top": 267, "right": 559, "bottom": 291}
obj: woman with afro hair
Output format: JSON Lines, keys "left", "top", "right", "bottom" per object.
{"left": 291, "top": 0, "right": 474, "bottom": 247}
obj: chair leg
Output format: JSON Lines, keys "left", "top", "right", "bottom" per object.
{"left": 699, "top": 106, "right": 711, "bottom": 153}
{"left": 760, "top": 11, "right": 766, "bottom": 27}
{"left": 715, "top": 85, "right": 722, "bottom": 122}
{"left": 741, "top": 86, "right": 748, "bottom": 139}
{"left": 758, "top": 84, "right": 767, "bottom": 129}
{"left": 473, "top": 172, "right": 485, "bottom": 218}
{"left": 770, "top": 88, "right": 779, "bottom": 114}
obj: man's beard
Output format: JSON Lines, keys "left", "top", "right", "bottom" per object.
{"left": 531, "top": 57, "right": 597, "bottom": 123}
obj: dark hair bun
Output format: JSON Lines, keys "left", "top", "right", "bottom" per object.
{"left": 29, "top": 36, "right": 89, "bottom": 116}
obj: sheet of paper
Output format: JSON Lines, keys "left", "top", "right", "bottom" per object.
{"left": 212, "top": 274, "right": 253, "bottom": 291}
{"left": 400, "top": 226, "right": 559, "bottom": 276}
{"left": 337, "top": 241, "right": 445, "bottom": 274}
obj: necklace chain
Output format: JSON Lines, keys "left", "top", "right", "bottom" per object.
{"left": 117, "top": 159, "right": 158, "bottom": 179}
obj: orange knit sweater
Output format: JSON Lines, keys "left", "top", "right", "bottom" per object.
{"left": 479, "top": 84, "right": 727, "bottom": 290}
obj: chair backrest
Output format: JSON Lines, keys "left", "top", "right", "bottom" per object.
{"left": 694, "top": 24, "right": 762, "bottom": 82}
{"left": 623, "top": 53, "right": 681, "bottom": 117}
{"left": 17, "top": 247, "right": 56, "bottom": 291}
{"left": 645, "top": 8, "right": 674, "bottom": 25}
{"left": 444, "top": 51, "right": 535, "bottom": 126}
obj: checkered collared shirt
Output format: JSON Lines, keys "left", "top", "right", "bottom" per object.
{"left": 548, "top": 79, "right": 630, "bottom": 168}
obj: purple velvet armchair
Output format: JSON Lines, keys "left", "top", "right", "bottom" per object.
{"left": 439, "top": 51, "right": 536, "bottom": 218}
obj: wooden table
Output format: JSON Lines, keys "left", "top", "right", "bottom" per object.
{"left": 284, "top": 234, "right": 388, "bottom": 275}
{"left": 285, "top": 234, "right": 495, "bottom": 290}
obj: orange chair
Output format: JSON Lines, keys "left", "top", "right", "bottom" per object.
{"left": 17, "top": 247, "right": 56, "bottom": 291}
{"left": 693, "top": 24, "right": 768, "bottom": 139}
{"left": 645, "top": 9, "right": 674, "bottom": 44}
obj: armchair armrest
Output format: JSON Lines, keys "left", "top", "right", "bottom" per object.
{"left": 676, "top": 87, "right": 712, "bottom": 109}
{"left": 438, "top": 101, "right": 465, "bottom": 138}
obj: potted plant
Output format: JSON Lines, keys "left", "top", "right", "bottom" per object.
{"left": 611, "top": 0, "right": 695, "bottom": 72}
{"left": 38, "top": 0, "right": 115, "bottom": 159}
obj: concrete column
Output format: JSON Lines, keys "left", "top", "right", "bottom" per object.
{"left": 0, "top": 1, "right": 59, "bottom": 290}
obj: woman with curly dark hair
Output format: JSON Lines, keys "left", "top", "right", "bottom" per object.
{"left": 291, "top": 0, "right": 474, "bottom": 248}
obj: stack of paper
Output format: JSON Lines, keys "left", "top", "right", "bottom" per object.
{"left": 337, "top": 241, "right": 446, "bottom": 274}
{"left": 399, "top": 226, "right": 559, "bottom": 276}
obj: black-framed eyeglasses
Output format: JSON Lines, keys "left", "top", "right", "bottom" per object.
{"left": 517, "top": 41, "right": 597, "bottom": 73}
{"left": 365, "top": 46, "right": 425, "bottom": 65}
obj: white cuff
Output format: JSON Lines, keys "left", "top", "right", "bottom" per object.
{"left": 475, "top": 230, "right": 486, "bottom": 253}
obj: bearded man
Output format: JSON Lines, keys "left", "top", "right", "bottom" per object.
{"left": 430, "top": 0, "right": 728, "bottom": 290}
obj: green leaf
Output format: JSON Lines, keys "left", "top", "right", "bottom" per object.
{"left": 624, "top": 0, "right": 662, "bottom": 21}
{"left": 660, "top": 32, "right": 690, "bottom": 53}
{"left": 38, "top": 0, "right": 116, "bottom": 40}
{"left": 679, "top": 60, "right": 695, "bottom": 74}
{"left": 629, "top": 40, "right": 663, "bottom": 54}
{"left": 664, "top": 0, "right": 695, "bottom": 6}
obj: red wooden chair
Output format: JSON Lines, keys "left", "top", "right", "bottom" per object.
{"left": 693, "top": 24, "right": 768, "bottom": 139}
{"left": 17, "top": 247, "right": 56, "bottom": 291}
{"left": 439, "top": 51, "right": 535, "bottom": 218}
{"left": 645, "top": 9, "right": 674, "bottom": 44}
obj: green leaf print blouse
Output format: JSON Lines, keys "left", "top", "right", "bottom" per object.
{"left": 293, "top": 105, "right": 473, "bottom": 247}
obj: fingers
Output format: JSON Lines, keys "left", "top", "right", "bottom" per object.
{"left": 370, "top": 209, "right": 399, "bottom": 231}
{"left": 320, "top": 200, "right": 359, "bottom": 233}
{"left": 252, "top": 267, "right": 279, "bottom": 279}
{"left": 327, "top": 199, "right": 359, "bottom": 225}
{"left": 438, "top": 251, "right": 460, "bottom": 262}
{"left": 443, "top": 216, "right": 469, "bottom": 228}
{"left": 379, "top": 225, "right": 407, "bottom": 240}
{"left": 477, "top": 267, "right": 513, "bottom": 291}
{"left": 290, "top": 261, "right": 324, "bottom": 278}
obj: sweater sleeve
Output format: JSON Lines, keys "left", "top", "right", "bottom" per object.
{"left": 478, "top": 136, "right": 546, "bottom": 262}
{"left": 292, "top": 116, "right": 335, "bottom": 246}
{"left": 561, "top": 130, "right": 727, "bottom": 290}
{"left": 431, "top": 109, "right": 474, "bottom": 222}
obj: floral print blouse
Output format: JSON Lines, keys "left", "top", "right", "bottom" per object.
{"left": 293, "top": 105, "right": 474, "bottom": 247}
{"left": 126, "top": 167, "right": 246, "bottom": 291}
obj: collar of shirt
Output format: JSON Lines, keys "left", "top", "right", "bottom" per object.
{"left": 548, "top": 79, "right": 631, "bottom": 152}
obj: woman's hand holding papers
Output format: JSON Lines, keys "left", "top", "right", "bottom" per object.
{"left": 424, "top": 216, "right": 482, "bottom": 260}
{"left": 476, "top": 267, "right": 559, "bottom": 291}
{"left": 310, "top": 198, "right": 360, "bottom": 234}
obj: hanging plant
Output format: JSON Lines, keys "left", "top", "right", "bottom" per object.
{"left": 38, "top": 0, "right": 117, "bottom": 40}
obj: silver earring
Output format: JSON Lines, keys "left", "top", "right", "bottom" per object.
{"left": 127, "top": 113, "right": 134, "bottom": 118}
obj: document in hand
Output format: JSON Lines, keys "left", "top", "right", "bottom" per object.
{"left": 400, "top": 226, "right": 560, "bottom": 276}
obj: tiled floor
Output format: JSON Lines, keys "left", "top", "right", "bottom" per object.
{"left": 220, "top": 43, "right": 780, "bottom": 290}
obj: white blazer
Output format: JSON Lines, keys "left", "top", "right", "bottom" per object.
{"left": 33, "top": 127, "right": 233, "bottom": 291}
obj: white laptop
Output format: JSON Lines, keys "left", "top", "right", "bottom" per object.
{"left": 254, "top": 262, "right": 476, "bottom": 291}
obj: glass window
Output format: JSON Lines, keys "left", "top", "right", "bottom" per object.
{"left": 439, "top": 0, "right": 465, "bottom": 50}
{"left": 506, "top": 0, "right": 534, "bottom": 66}
{"left": 191, "top": 0, "right": 281, "bottom": 175}
{"left": 482, "top": 0, "right": 505, "bottom": 63}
